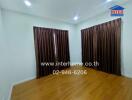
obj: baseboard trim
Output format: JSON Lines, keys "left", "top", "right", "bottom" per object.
{"left": 8, "top": 84, "right": 13, "bottom": 100}
{"left": 122, "top": 74, "right": 132, "bottom": 78}
{"left": 13, "top": 76, "right": 36, "bottom": 86}
{"left": 8, "top": 76, "right": 36, "bottom": 100}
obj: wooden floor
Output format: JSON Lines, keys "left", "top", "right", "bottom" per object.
{"left": 11, "top": 67, "right": 132, "bottom": 100}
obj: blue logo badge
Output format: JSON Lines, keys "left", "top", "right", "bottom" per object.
{"left": 110, "top": 5, "right": 125, "bottom": 16}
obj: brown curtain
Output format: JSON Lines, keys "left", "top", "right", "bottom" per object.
{"left": 34, "top": 27, "right": 70, "bottom": 78}
{"left": 55, "top": 29, "right": 70, "bottom": 70}
{"left": 34, "top": 27, "right": 55, "bottom": 78}
{"left": 81, "top": 27, "right": 94, "bottom": 67}
{"left": 81, "top": 18, "right": 121, "bottom": 75}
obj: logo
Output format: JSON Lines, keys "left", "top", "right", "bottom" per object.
{"left": 110, "top": 5, "right": 125, "bottom": 16}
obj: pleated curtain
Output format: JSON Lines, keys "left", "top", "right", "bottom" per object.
{"left": 81, "top": 18, "right": 121, "bottom": 75}
{"left": 34, "top": 27, "right": 70, "bottom": 78}
{"left": 55, "top": 29, "right": 70, "bottom": 70}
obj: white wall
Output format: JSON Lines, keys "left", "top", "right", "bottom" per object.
{"left": 70, "top": 24, "right": 82, "bottom": 64}
{"left": 76, "top": 2, "right": 132, "bottom": 77}
{"left": 0, "top": 8, "right": 8, "bottom": 100}
{"left": 0, "top": 7, "right": 3, "bottom": 100}
{"left": 1, "top": 9, "right": 76, "bottom": 100}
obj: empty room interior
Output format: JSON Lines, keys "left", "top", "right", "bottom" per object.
{"left": 0, "top": 0, "right": 132, "bottom": 100}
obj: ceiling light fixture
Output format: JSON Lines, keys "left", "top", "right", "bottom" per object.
{"left": 73, "top": 16, "right": 79, "bottom": 21}
{"left": 106, "top": 0, "right": 112, "bottom": 2}
{"left": 24, "top": 0, "right": 32, "bottom": 7}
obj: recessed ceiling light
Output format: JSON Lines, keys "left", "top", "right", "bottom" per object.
{"left": 24, "top": 0, "right": 32, "bottom": 7}
{"left": 73, "top": 16, "right": 79, "bottom": 21}
{"left": 106, "top": 0, "right": 112, "bottom": 2}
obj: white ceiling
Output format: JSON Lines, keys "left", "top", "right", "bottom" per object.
{"left": 0, "top": 0, "right": 129, "bottom": 24}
